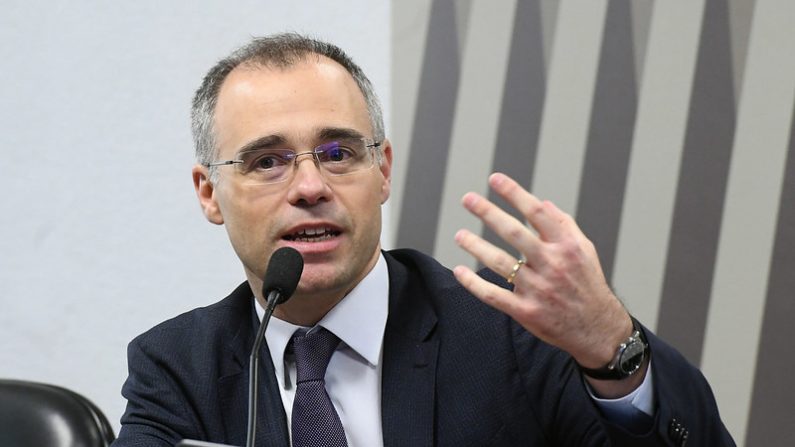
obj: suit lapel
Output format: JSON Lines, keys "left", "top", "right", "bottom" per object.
{"left": 218, "top": 284, "right": 290, "bottom": 447}
{"left": 381, "top": 253, "right": 439, "bottom": 447}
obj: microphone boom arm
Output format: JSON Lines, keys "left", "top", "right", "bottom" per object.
{"left": 246, "top": 290, "right": 282, "bottom": 447}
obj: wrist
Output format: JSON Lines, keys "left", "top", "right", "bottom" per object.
{"left": 586, "top": 358, "right": 650, "bottom": 399}
{"left": 578, "top": 316, "right": 649, "bottom": 381}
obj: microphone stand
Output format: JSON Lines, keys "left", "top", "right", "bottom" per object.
{"left": 246, "top": 290, "right": 282, "bottom": 447}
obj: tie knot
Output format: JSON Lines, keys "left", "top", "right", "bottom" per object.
{"left": 292, "top": 327, "right": 341, "bottom": 383}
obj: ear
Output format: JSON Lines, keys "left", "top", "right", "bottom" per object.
{"left": 378, "top": 138, "right": 393, "bottom": 204}
{"left": 192, "top": 164, "right": 224, "bottom": 225}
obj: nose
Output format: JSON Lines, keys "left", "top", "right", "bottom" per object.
{"left": 286, "top": 153, "right": 332, "bottom": 205}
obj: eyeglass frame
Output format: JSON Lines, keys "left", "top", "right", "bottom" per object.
{"left": 204, "top": 137, "right": 384, "bottom": 185}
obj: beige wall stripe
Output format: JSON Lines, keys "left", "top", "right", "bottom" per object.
{"left": 530, "top": 0, "right": 608, "bottom": 213}
{"left": 611, "top": 0, "right": 706, "bottom": 328}
{"left": 433, "top": 0, "right": 518, "bottom": 269}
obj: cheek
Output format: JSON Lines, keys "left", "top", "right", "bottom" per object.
{"left": 351, "top": 190, "right": 384, "bottom": 238}
{"left": 218, "top": 185, "right": 279, "bottom": 224}
{"left": 217, "top": 189, "right": 280, "bottom": 248}
{"left": 222, "top": 208, "right": 279, "bottom": 279}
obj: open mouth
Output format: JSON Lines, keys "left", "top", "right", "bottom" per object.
{"left": 282, "top": 227, "right": 341, "bottom": 242}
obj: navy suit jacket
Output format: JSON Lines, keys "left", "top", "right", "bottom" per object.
{"left": 114, "top": 249, "right": 733, "bottom": 446}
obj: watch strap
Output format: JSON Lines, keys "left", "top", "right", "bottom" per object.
{"left": 579, "top": 316, "right": 649, "bottom": 380}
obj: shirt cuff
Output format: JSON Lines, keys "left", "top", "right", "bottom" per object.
{"left": 586, "top": 359, "right": 655, "bottom": 418}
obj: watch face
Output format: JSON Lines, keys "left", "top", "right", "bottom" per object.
{"left": 618, "top": 338, "right": 646, "bottom": 374}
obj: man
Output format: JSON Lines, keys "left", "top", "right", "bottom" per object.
{"left": 114, "top": 34, "right": 734, "bottom": 446}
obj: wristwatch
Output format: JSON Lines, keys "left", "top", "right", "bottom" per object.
{"left": 579, "top": 317, "right": 649, "bottom": 380}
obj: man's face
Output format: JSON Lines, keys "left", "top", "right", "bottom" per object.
{"left": 194, "top": 57, "right": 392, "bottom": 310}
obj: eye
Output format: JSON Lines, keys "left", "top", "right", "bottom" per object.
{"left": 255, "top": 154, "right": 278, "bottom": 169}
{"left": 318, "top": 142, "right": 356, "bottom": 163}
{"left": 239, "top": 150, "right": 291, "bottom": 172}
{"left": 328, "top": 146, "right": 351, "bottom": 162}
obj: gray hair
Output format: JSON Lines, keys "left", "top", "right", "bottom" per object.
{"left": 191, "top": 33, "right": 385, "bottom": 179}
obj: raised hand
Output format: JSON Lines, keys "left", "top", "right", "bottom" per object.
{"left": 453, "top": 173, "right": 644, "bottom": 396}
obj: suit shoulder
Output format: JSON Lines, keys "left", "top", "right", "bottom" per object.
{"left": 384, "top": 248, "right": 511, "bottom": 323}
{"left": 129, "top": 282, "right": 252, "bottom": 352}
{"left": 385, "top": 248, "right": 509, "bottom": 296}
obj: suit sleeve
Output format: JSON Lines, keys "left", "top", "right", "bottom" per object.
{"left": 512, "top": 320, "right": 735, "bottom": 446}
{"left": 112, "top": 336, "right": 204, "bottom": 447}
{"left": 599, "top": 326, "right": 736, "bottom": 446}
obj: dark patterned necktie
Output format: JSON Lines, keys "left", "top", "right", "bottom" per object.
{"left": 290, "top": 327, "right": 348, "bottom": 447}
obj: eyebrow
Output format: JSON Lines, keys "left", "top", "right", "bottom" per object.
{"left": 235, "top": 134, "right": 288, "bottom": 154}
{"left": 317, "top": 127, "right": 366, "bottom": 141}
{"left": 234, "top": 127, "right": 367, "bottom": 155}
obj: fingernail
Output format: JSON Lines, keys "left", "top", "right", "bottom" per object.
{"left": 489, "top": 172, "right": 505, "bottom": 186}
{"left": 462, "top": 193, "right": 477, "bottom": 208}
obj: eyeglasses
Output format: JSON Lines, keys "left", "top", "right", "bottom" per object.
{"left": 206, "top": 138, "right": 382, "bottom": 185}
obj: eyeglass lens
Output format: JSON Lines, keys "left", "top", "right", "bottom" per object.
{"left": 234, "top": 139, "right": 374, "bottom": 185}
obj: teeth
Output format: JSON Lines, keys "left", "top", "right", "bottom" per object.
{"left": 287, "top": 227, "right": 337, "bottom": 241}
{"left": 298, "top": 227, "right": 325, "bottom": 236}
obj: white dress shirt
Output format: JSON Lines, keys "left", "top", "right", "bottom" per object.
{"left": 259, "top": 254, "right": 389, "bottom": 447}
{"left": 256, "top": 253, "right": 653, "bottom": 446}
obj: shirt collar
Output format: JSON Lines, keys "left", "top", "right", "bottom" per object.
{"left": 257, "top": 253, "right": 390, "bottom": 374}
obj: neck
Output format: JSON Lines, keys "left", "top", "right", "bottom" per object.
{"left": 268, "top": 291, "right": 344, "bottom": 326}
{"left": 248, "top": 248, "right": 382, "bottom": 326}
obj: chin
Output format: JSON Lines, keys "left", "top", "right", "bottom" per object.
{"left": 296, "top": 266, "right": 359, "bottom": 297}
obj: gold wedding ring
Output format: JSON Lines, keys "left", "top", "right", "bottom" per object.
{"left": 506, "top": 259, "right": 525, "bottom": 284}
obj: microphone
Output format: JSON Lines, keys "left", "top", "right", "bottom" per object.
{"left": 261, "top": 246, "right": 304, "bottom": 307}
{"left": 246, "top": 247, "right": 303, "bottom": 447}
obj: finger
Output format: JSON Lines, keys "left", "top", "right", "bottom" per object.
{"left": 460, "top": 192, "right": 542, "bottom": 263}
{"left": 454, "top": 229, "right": 524, "bottom": 281}
{"left": 488, "top": 172, "right": 568, "bottom": 242}
{"left": 452, "top": 265, "right": 527, "bottom": 317}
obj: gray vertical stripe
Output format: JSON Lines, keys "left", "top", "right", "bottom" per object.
{"left": 482, "top": 0, "right": 546, "bottom": 256}
{"left": 630, "top": 0, "right": 654, "bottom": 83}
{"left": 455, "top": 0, "right": 473, "bottom": 55}
{"left": 389, "top": 0, "right": 433, "bottom": 248}
{"left": 745, "top": 102, "right": 795, "bottom": 447}
{"left": 728, "top": 0, "right": 757, "bottom": 103}
{"left": 656, "top": 0, "right": 736, "bottom": 365}
{"left": 575, "top": 0, "right": 637, "bottom": 282}
{"left": 396, "top": 0, "right": 460, "bottom": 252}
{"left": 539, "top": 0, "right": 561, "bottom": 71}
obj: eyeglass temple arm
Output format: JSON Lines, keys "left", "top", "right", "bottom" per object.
{"left": 206, "top": 160, "right": 242, "bottom": 167}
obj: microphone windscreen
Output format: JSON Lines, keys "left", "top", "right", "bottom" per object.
{"left": 261, "top": 247, "right": 304, "bottom": 304}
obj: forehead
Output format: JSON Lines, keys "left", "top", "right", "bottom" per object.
{"left": 213, "top": 57, "right": 372, "bottom": 156}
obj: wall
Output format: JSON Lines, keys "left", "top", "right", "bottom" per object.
{"left": 390, "top": 1, "right": 795, "bottom": 445}
{"left": 0, "top": 0, "right": 390, "bottom": 434}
